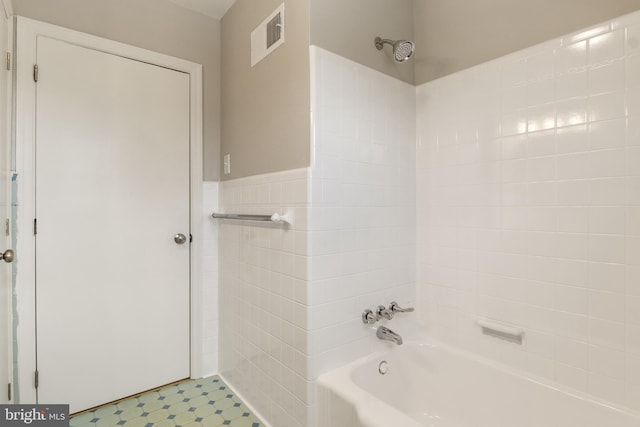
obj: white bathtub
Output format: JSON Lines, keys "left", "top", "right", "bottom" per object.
{"left": 317, "top": 340, "right": 640, "bottom": 427}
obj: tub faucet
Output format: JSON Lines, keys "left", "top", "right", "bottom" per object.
{"left": 376, "top": 305, "right": 394, "bottom": 320}
{"left": 376, "top": 326, "right": 403, "bottom": 345}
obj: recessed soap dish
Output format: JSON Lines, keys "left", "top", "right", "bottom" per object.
{"left": 477, "top": 318, "right": 524, "bottom": 345}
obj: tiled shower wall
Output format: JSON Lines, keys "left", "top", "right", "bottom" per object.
{"left": 417, "top": 12, "right": 640, "bottom": 411}
{"left": 307, "top": 46, "right": 416, "bottom": 384}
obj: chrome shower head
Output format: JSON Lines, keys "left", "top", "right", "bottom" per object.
{"left": 375, "top": 37, "right": 415, "bottom": 63}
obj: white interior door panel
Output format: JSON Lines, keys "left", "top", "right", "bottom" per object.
{"left": 35, "top": 36, "right": 191, "bottom": 413}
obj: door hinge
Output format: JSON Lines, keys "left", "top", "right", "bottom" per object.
{"left": 34, "top": 370, "right": 39, "bottom": 389}
{"left": 33, "top": 64, "right": 38, "bottom": 82}
{"left": 33, "top": 218, "right": 37, "bottom": 235}
{"left": 5, "top": 52, "right": 10, "bottom": 71}
{"left": 7, "top": 383, "right": 11, "bottom": 401}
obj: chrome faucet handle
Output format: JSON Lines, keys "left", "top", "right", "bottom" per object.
{"left": 376, "top": 305, "right": 394, "bottom": 320}
{"left": 389, "top": 301, "right": 414, "bottom": 313}
{"left": 362, "top": 309, "right": 378, "bottom": 324}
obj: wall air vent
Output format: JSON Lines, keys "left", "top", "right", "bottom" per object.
{"left": 251, "top": 3, "right": 285, "bottom": 67}
{"left": 266, "top": 12, "right": 282, "bottom": 49}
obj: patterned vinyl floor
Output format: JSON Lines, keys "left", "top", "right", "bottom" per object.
{"left": 70, "top": 376, "right": 263, "bottom": 427}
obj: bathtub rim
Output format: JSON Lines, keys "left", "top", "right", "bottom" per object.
{"left": 317, "top": 338, "right": 640, "bottom": 426}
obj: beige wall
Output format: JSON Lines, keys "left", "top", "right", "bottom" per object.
{"left": 414, "top": 0, "right": 640, "bottom": 84}
{"left": 220, "top": 0, "right": 310, "bottom": 180}
{"left": 310, "top": 0, "right": 415, "bottom": 85}
{"left": 12, "top": 0, "right": 221, "bottom": 180}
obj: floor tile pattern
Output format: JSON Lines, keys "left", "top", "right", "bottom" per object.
{"left": 70, "top": 376, "right": 262, "bottom": 427}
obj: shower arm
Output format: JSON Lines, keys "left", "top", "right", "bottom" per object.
{"left": 374, "top": 37, "right": 394, "bottom": 50}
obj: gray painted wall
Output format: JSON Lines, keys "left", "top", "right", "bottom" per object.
{"left": 310, "top": 0, "right": 415, "bottom": 85}
{"left": 220, "top": 0, "right": 414, "bottom": 181}
{"left": 220, "top": 0, "right": 310, "bottom": 181}
{"left": 12, "top": 0, "right": 221, "bottom": 180}
{"left": 309, "top": 1, "right": 640, "bottom": 88}
{"left": 414, "top": 0, "right": 640, "bottom": 84}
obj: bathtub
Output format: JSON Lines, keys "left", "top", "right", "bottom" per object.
{"left": 317, "top": 340, "right": 640, "bottom": 427}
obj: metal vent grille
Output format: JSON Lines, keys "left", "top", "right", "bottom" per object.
{"left": 267, "top": 13, "right": 281, "bottom": 49}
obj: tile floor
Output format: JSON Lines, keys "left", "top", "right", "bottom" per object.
{"left": 70, "top": 376, "right": 263, "bottom": 427}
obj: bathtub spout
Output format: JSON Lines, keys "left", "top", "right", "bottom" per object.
{"left": 376, "top": 326, "right": 403, "bottom": 345}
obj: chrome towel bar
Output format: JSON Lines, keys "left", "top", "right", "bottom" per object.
{"left": 211, "top": 212, "right": 291, "bottom": 224}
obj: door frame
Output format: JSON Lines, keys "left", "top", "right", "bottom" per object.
{"left": 13, "top": 17, "right": 204, "bottom": 404}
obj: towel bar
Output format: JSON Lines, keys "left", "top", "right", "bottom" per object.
{"left": 211, "top": 212, "right": 291, "bottom": 224}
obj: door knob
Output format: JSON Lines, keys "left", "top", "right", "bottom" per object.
{"left": 1, "top": 249, "right": 14, "bottom": 263}
{"left": 174, "top": 234, "right": 187, "bottom": 245}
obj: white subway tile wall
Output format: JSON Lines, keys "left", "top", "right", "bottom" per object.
{"left": 416, "top": 11, "right": 640, "bottom": 412}
{"left": 308, "top": 46, "right": 416, "bottom": 380}
{"left": 202, "top": 182, "right": 220, "bottom": 376}
{"left": 218, "top": 168, "right": 311, "bottom": 427}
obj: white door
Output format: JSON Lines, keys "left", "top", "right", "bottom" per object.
{"left": 0, "top": 7, "right": 12, "bottom": 405}
{"left": 34, "top": 36, "right": 191, "bottom": 413}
